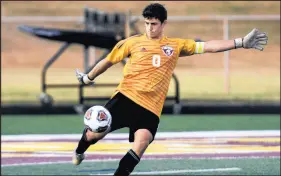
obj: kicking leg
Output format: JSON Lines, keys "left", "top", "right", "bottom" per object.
{"left": 73, "top": 92, "right": 128, "bottom": 165}
{"left": 114, "top": 129, "right": 153, "bottom": 176}
{"left": 73, "top": 126, "right": 110, "bottom": 165}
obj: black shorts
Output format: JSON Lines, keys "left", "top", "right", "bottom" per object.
{"left": 104, "top": 92, "right": 159, "bottom": 143}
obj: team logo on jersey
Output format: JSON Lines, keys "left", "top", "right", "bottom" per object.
{"left": 97, "top": 111, "right": 108, "bottom": 122}
{"left": 162, "top": 45, "right": 174, "bottom": 57}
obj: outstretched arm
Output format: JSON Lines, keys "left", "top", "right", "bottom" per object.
{"left": 204, "top": 40, "right": 235, "bottom": 53}
{"left": 199, "top": 28, "right": 268, "bottom": 53}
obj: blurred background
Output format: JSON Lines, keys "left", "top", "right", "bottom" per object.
{"left": 1, "top": 1, "right": 280, "bottom": 111}
{"left": 1, "top": 2, "right": 280, "bottom": 175}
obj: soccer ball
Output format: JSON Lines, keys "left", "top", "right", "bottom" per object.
{"left": 84, "top": 105, "right": 112, "bottom": 133}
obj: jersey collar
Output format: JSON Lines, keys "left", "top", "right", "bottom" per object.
{"left": 144, "top": 33, "right": 166, "bottom": 43}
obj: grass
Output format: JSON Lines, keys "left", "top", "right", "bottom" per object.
{"left": 1, "top": 115, "right": 280, "bottom": 134}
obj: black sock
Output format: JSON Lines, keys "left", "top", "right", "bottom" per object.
{"left": 75, "top": 128, "right": 96, "bottom": 154}
{"left": 114, "top": 149, "right": 140, "bottom": 176}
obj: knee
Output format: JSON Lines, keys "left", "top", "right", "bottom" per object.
{"left": 134, "top": 129, "right": 153, "bottom": 146}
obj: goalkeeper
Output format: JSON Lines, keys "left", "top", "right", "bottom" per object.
{"left": 74, "top": 3, "right": 268, "bottom": 176}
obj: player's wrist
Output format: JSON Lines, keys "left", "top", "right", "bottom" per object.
{"left": 234, "top": 38, "right": 243, "bottom": 49}
{"left": 82, "top": 75, "right": 93, "bottom": 84}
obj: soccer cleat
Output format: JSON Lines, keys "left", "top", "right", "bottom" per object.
{"left": 72, "top": 153, "right": 85, "bottom": 165}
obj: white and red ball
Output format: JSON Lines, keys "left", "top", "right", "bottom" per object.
{"left": 84, "top": 105, "right": 112, "bottom": 133}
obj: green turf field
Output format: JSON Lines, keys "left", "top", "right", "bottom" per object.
{"left": 2, "top": 157, "right": 280, "bottom": 175}
{"left": 1, "top": 115, "right": 280, "bottom": 175}
{"left": 1, "top": 115, "right": 280, "bottom": 134}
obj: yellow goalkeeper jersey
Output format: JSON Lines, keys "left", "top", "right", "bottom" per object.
{"left": 105, "top": 33, "right": 196, "bottom": 117}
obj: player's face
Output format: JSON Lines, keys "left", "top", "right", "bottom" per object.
{"left": 144, "top": 18, "right": 166, "bottom": 39}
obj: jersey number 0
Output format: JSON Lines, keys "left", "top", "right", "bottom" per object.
{"left": 152, "top": 55, "right": 161, "bottom": 67}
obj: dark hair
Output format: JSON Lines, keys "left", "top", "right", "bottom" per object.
{"left": 142, "top": 3, "right": 167, "bottom": 23}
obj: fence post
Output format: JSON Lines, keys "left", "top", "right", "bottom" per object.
{"left": 125, "top": 10, "right": 131, "bottom": 38}
{"left": 83, "top": 7, "right": 90, "bottom": 72}
{"left": 223, "top": 17, "right": 230, "bottom": 94}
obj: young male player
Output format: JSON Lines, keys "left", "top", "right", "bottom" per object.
{"left": 73, "top": 3, "right": 268, "bottom": 176}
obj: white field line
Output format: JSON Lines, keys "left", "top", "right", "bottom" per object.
{"left": 2, "top": 156, "right": 279, "bottom": 167}
{"left": 1, "top": 159, "right": 119, "bottom": 167}
{"left": 92, "top": 167, "right": 242, "bottom": 175}
{"left": 2, "top": 150, "right": 278, "bottom": 156}
{"left": 2, "top": 130, "right": 280, "bottom": 141}
{"left": 2, "top": 145, "right": 63, "bottom": 149}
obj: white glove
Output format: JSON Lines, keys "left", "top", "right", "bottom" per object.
{"left": 234, "top": 28, "right": 268, "bottom": 51}
{"left": 75, "top": 69, "right": 94, "bottom": 85}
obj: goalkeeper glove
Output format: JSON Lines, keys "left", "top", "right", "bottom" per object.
{"left": 75, "top": 69, "right": 94, "bottom": 85}
{"left": 234, "top": 28, "right": 268, "bottom": 51}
